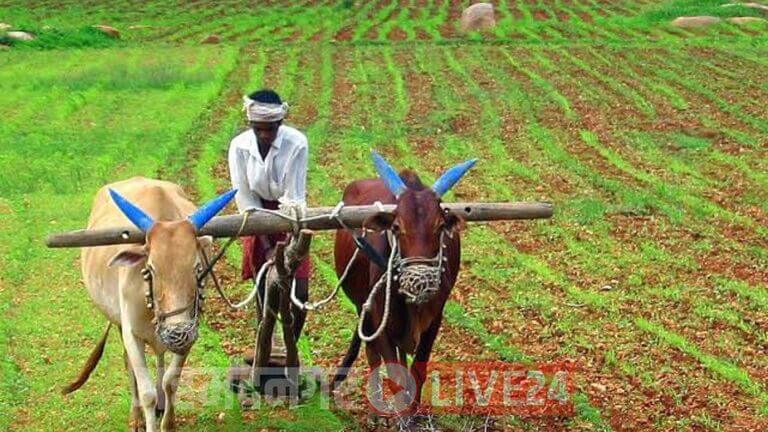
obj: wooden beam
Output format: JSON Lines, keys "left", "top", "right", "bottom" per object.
{"left": 45, "top": 202, "right": 553, "bottom": 248}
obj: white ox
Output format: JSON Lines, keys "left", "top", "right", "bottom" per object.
{"left": 63, "top": 177, "right": 236, "bottom": 431}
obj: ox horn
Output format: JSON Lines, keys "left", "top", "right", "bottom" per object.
{"left": 431, "top": 159, "right": 478, "bottom": 197}
{"left": 109, "top": 189, "right": 155, "bottom": 233}
{"left": 371, "top": 151, "right": 407, "bottom": 197}
{"left": 188, "top": 189, "right": 237, "bottom": 231}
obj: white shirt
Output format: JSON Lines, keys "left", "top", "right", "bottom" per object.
{"left": 228, "top": 125, "right": 308, "bottom": 212}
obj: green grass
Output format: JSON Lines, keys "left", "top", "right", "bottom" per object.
{"left": 0, "top": 45, "right": 241, "bottom": 430}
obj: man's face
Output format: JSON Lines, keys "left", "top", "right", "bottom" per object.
{"left": 251, "top": 121, "right": 281, "bottom": 146}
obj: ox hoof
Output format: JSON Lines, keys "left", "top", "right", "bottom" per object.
{"left": 239, "top": 397, "right": 254, "bottom": 409}
{"left": 129, "top": 418, "right": 146, "bottom": 432}
{"left": 366, "top": 412, "right": 388, "bottom": 428}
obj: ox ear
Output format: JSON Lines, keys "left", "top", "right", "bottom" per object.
{"left": 108, "top": 247, "right": 147, "bottom": 267}
{"left": 197, "top": 235, "right": 214, "bottom": 256}
{"left": 188, "top": 189, "right": 237, "bottom": 231}
{"left": 443, "top": 210, "right": 466, "bottom": 236}
{"left": 371, "top": 151, "right": 407, "bottom": 197}
{"left": 431, "top": 159, "right": 478, "bottom": 197}
{"left": 363, "top": 212, "right": 396, "bottom": 232}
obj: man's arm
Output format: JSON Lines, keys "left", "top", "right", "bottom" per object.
{"left": 283, "top": 141, "right": 308, "bottom": 206}
{"left": 228, "top": 140, "right": 262, "bottom": 212}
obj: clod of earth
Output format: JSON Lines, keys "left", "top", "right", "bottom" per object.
{"left": 721, "top": 2, "right": 768, "bottom": 12}
{"left": 460, "top": 2, "right": 496, "bottom": 33}
{"left": 200, "top": 34, "right": 221, "bottom": 44}
{"left": 728, "top": 16, "right": 767, "bottom": 24}
{"left": 5, "top": 30, "right": 35, "bottom": 41}
{"left": 671, "top": 16, "right": 723, "bottom": 28}
{"left": 91, "top": 24, "right": 120, "bottom": 39}
{"left": 92, "top": 24, "right": 120, "bottom": 38}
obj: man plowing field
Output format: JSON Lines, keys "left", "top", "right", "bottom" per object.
{"left": 48, "top": 139, "right": 551, "bottom": 426}
{"left": 228, "top": 88, "right": 311, "bottom": 342}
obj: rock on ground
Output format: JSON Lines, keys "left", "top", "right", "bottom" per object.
{"left": 728, "top": 16, "right": 767, "bottom": 24}
{"left": 460, "top": 3, "right": 496, "bottom": 32}
{"left": 721, "top": 2, "right": 768, "bottom": 12}
{"left": 6, "top": 31, "right": 35, "bottom": 41}
{"left": 671, "top": 16, "right": 722, "bottom": 28}
{"left": 92, "top": 24, "right": 120, "bottom": 38}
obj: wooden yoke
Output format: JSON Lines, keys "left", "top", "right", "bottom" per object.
{"left": 45, "top": 202, "right": 554, "bottom": 248}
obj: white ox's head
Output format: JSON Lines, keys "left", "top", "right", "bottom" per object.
{"left": 107, "top": 188, "right": 236, "bottom": 354}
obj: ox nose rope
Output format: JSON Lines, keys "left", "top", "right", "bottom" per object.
{"left": 357, "top": 236, "right": 398, "bottom": 342}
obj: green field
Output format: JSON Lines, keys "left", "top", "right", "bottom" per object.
{"left": 1, "top": 0, "right": 768, "bottom": 430}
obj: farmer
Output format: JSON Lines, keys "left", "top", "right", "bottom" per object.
{"left": 228, "top": 88, "right": 311, "bottom": 340}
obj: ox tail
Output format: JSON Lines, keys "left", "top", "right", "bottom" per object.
{"left": 331, "top": 332, "right": 362, "bottom": 390}
{"left": 61, "top": 322, "right": 112, "bottom": 395}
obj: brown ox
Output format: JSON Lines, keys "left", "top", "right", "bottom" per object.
{"left": 333, "top": 152, "right": 475, "bottom": 416}
{"left": 64, "top": 177, "right": 236, "bottom": 432}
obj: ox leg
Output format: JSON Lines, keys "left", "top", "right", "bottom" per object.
{"left": 122, "top": 327, "right": 158, "bottom": 432}
{"left": 380, "top": 340, "right": 412, "bottom": 417}
{"left": 364, "top": 344, "right": 385, "bottom": 426}
{"left": 155, "top": 352, "right": 166, "bottom": 417}
{"left": 124, "top": 349, "right": 144, "bottom": 431}
{"left": 160, "top": 352, "right": 188, "bottom": 432}
{"left": 411, "top": 313, "right": 443, "bottom": 410}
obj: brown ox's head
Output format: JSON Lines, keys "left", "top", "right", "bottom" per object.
{"left": 106, "top": 188, "right": 236, "bottom": 354}
{"left": 364, "top": 152, "right": 475, "bottom": 304}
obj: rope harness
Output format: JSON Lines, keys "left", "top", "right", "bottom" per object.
{"left": 162, "top": 201, "right": 450, "bottom": 349}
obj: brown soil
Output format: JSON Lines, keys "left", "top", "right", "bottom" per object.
{"left": 388, "top": 27, "right": 408, "bottom": 41}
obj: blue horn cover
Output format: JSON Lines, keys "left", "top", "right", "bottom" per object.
{"left": 431, "top": 159, "right": 478, "bottom": 197}
{"left": 371, "top": 151, "right": 407, "bottom": 197}
{"left": 188, "top": 189, "right": 237, "bottom": 231}
{"left": 109, "top": 188, "right": 155, "bottom": 233}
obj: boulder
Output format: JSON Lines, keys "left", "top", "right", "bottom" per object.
{"left": 0, "top": 23, "right": 12, "bottom": 32}
{"left": 93, "top": 24, "right": 120, "bottom": 38}
{"left": 721, "top": 2, "right": 768, "bottom": 12}
{"left": 728, "top": 16, "right": 767, "bottom": 23}
{"left": 671, "top": 16, "right": 722, "bottom": 28}
{"left": 460, "top": 3, "right": 496, "bottom": 32}
{"left": 200, "top": 34, "right": 222, "bottom": 44}
{"left": 6, "top": 31, "right": 35, "bottom": 41}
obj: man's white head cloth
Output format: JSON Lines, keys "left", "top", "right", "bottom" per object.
{"left": 243, "top": 95, "right": 289, "bottom": 122}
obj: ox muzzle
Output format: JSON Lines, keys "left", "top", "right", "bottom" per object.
{"left": 395, "top": 230, "right": 448, "bottom": 305}
{"left": 141, "top": 267, "right": 204, "bottom": 354}
{"left": 158, "top": 320, "right": 199, "bottom": 354}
